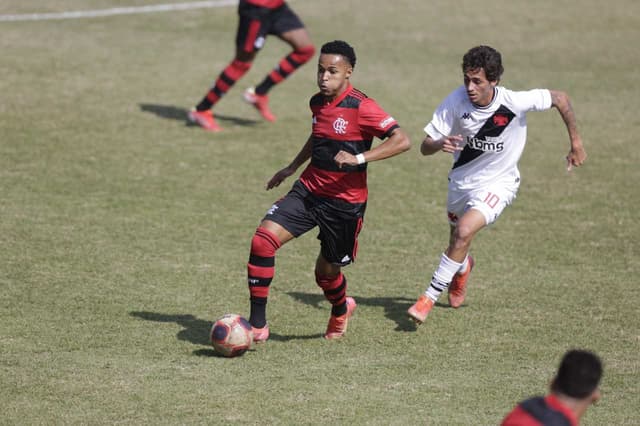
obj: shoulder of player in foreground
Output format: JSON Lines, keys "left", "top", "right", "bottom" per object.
{"left": 350, "top": 87, "right": 368, "bottom": 100}
{"left": 309, "top": 92, "right": 324, "bottom": 106}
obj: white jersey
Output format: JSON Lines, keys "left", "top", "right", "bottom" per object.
{"left": 425, "top": 85, "right": 552, "bottom": 190}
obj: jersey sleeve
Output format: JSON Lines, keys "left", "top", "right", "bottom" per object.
{"left": 511, "top": 89, "right": 552, "bottom": 112}
{"left": 358, "top": 98, "right": 399, "bottom": 139}
{"left": 424, "top": 89, "right": 458, "bottom": 140}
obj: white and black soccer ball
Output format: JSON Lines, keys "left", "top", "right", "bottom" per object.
{"left": 210, "top": 314, "right": 253, "bottom": 357}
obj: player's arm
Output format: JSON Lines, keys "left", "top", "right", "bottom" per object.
{"left": 549, "top": 89, "right": 587, "bottom": 170}
{"left": 333, "top": 128, "right": 411, "bottom": 168}
{"left": 266, "top": 135, "right": 313, "bottom": 190}
{"left": 420, "top": 134, "right": 464, "bottom": 156}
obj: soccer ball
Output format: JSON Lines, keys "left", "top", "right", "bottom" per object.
{"left": 210, "top": 314, "right": 253, "bottom": 357}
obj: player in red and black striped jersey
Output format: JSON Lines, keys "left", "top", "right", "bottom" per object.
{"left": 246, "top": 40, "right": 411, "bottom": 342}
{"left": 188, "top": 0, "right": 315, "bottom": 132}
{"left": 502, "top": 350, "right": 603, "bottom": 426}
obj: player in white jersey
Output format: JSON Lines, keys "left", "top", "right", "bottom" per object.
{"left": 408, "top": 45, "right": 586, "bottom": 325}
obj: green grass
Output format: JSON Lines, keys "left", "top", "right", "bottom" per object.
{"left": 1, "top": 0, "right": 639, "bottom": 424}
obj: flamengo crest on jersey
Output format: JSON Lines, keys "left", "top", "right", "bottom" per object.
{"left": 333, "top": 117, "right": 349, "bottom": 134}
{"left": 424, "top": 86, "right": 552, "bottom": 190}
{"left": 299, "top": 85, "right": 399, "bottom": 203}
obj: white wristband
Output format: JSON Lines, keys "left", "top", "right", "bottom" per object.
{"left": 355, "top": 153, "right": 366, "bottom": 165}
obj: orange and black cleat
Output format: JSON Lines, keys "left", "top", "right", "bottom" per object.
{"left": 324, "top": 297, "right": 357, "bottom": 340}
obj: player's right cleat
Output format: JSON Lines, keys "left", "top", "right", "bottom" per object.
{"left": 251, "top": 325, "right": 270, "bottom": 343}
{"left": 324, "top": 297, "right": 357, "bottom": 340}
{"left": 407, "top": 294, "right": 435, "bottom": 325}
{"left": 188, "top": 108, "right": 222, "bottom": 132}
{"left": 448, "top": 256, "right": 474, "bottom": 308}
{"left": 243, "top": 87, "right": 276, "bottom": 122}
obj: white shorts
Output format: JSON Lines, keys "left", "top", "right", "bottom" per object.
{"left": 447, "top": 183, "right": 518, "bottom": 226}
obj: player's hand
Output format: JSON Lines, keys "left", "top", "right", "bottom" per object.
{"left": 266, "top": 166, "right": 295, "bottom": 190}
{"left": 334, "top": 150, "right": 358, "bottom": 169}
{"left": 566, "top": 143, "right": 587, "bottom": 171}
{"left": 440, "top": 135, "right": 464, "bottom": 153}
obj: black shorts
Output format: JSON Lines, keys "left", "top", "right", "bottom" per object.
{"left": 263, "top": 181, "right": 366, "bottom": 266}
{"left": 236, "top": 2, "right": 305, "bottom": 54}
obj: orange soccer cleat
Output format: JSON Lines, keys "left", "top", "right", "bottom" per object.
{"left": 243, "top": 87, "right": 276, "bottom": 122}
{"left": 324, "top": 297, "right": 357, "bottom": 340}
{"left": 251, "top": 324, "right": 270, "bottom": 343}
{"left": 188, "top": 108, "right": 222, "bottom": 132}
{"left": 448, "top": 256, "right": 475, "bottom": 308}
{"left": 407, "top": 294, "right": 435, "bottom": 324}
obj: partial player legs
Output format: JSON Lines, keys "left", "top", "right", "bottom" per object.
{"left": 245, "top": 43, "right": 315, "bottom": 122}
{"left": 407, "top": 253, "right": 462, "bottom": 324}
{"left": 247, "top": 226, "right": 281, "bottom": 335}
{"left": 190, "top": 59, "right": 253, "bottom": 131}
{"left": 254, "top": 44, "right": 315, "bottom": 95}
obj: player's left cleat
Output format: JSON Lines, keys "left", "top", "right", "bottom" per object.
{"left": 448, "top": 255, "right": 475, "bottom": 308}
{"left": 187, "top": 108, "right": 222, "bottom": 132}
{"left": 407, "top": 294, "right": 435, "bottom": 324}
{"left": 243, "top": 87, "right": 276, "bottom": 122}
{"left": 252, "top": 324, "right": 270, "bottom": 343}
{"left": 324, "top": 297, "right": 357, "bottom": 340}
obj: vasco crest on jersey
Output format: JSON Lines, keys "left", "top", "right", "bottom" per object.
{"left": 493, "top": 114, "right": 510, "bottom": 127}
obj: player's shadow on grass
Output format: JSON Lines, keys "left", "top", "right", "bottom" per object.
{"left": 130, "top": 311, "right": 212, "bottom": 345}
{"left": 287, "top": 291, "right": 439, "bottom": 332}
{"left": 129, "top": 310, "right": 311, "bottom": 356}
{"left": 138, "top": 103, "right": 259, "bottom": 128}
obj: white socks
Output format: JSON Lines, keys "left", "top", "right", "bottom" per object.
{"left": 425, "top": 253, "right": 466, "bottom": 302}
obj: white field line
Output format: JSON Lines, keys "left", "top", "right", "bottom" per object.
{"left": 0, "top": 0, "right": 238, "bottom": 22}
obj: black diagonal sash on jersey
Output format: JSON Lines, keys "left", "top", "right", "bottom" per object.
{"left": 452, "top": 104, "right": 516, "bottom": 170}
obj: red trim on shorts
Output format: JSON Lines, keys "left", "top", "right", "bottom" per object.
{"left": 243, "top": 20, "right": 261, "bottom": 53}
{"left": 352, "top": 217, "right": 363, "bottom": 261}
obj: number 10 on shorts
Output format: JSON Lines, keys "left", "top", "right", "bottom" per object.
{"left": 483, "top": 192, "right": 500, "bottom": 208}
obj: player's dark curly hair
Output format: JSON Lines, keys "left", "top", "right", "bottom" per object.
{"left": 320, "top": 40, "right": 356, "bottom": 68}
{"left": 462, "top": 45, "right": 504, "bottom": 82}
{"left": 551, "top": 350, "right": 603, "bottom": 399}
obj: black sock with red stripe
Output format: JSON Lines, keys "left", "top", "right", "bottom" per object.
{"left": 196, "top": 59, "right": 252, "bottom": 111}
{"left": 255, "top": 45, "right": 315, "bottom": 95}
{"left": 316, "top": 272, "right": 347, "bottom": 316}
{"left": 247, "top": 227, "right": 281, "bottom": 328}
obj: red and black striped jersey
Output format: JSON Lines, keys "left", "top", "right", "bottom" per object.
{"left": 299, "top": 84, "right": 399, "bottom": 204}
{"left": 244, "top": 0, "right": 285, "bottom": 9}
{"left": 501, "top": 395, "right": 577, "bottom": 426}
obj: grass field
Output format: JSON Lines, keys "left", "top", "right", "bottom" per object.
{"left": 1, "top": 0, "right": 639, "bottom": 424}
